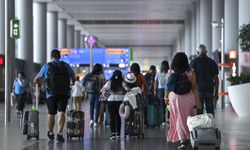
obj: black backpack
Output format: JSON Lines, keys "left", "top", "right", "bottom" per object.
{"left": 86, "top": 74, "right": 101, "bottom": 94}
{"left": 174, "top": 72, "right": 192, "bottom": 95}
{"left": 47, "top": 61, "right": 70, "bottom": 95}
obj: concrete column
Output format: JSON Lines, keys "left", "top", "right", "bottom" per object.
{"left": 191, "top": 2, "right": 197, "bottom": 55}
{"left": 224, "top": 0, "right": 238, "bottom": 54}
{"left": 47, "top": 11, "right": 58, "bottom": 61}
{"left": 74, "top": 30, "right": 81, "bottom": 48}
{"left": 200, "top": 0, "right": 212, "bottom": 57}
{"left": 80, "top": 34, "right": 85, "bottom": 48}
{"left": 16, "top": 0, "right": 33, "bottom": 80}
{"left": 238, "top": 0, "right": 250, "bottom": 73}
{"left": 67, "top": 25, "right": 75, "bottom": 48}
{"left": 179, "top": 30, "right": 185, "bottom": 52}
{"left": 185, "top": 11, "right": 192, "bottom": 57}
{"left": 0, "top": 0, "right": 4, "bottom": 54}
{"left": 58, "top": 19, "right": 67, "bottom": 48}
{"left": 33, "top": 2, "right": 47, "bottom": 64}
{"left": 196, "top": 0, "right": 200, "bottom": 48}
{"left": 212, "top": 0, "right": 224, "bottom": 53}
{"left": 5, "top": 0, "right": 15, "bottom": 123}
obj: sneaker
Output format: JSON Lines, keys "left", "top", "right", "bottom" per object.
{"left": 162, "top": 122, "right": 166, "bottom": 126}
{"left": 47, "top": 131, "right": 54, "bottom": 140}
{"left": 56, "top": 134, "right": 65, "bottom": 142}
{"left": 116, "top": 133, "right": 120, "bottom": 138}
{"left": 110, "top": 133, "right": 116, "bottom": 140}
{"left": 89, "top": 120, "right": 94, "bottom": 126}
{"left": 94, "top": 122, "right": 100, "bottom": 127}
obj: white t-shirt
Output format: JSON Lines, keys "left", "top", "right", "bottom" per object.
{"left": 101, "top": 81, "right": 124, "bottom": 102}
{"left": 72, "top": 81, "right": 84, "bottom": 97}
{"left": 155, "top": 72, "right": 167, "bottom": 89}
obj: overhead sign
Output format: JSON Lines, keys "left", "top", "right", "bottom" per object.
{"left": 10, "top": 19, "right": 20, "bottom": 39}
{"left": 59, "top": 48, "right": 130, "bottom": 66}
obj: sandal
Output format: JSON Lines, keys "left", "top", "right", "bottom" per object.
{"left": 178, "top": 142, "right": 188, "bottom": 149}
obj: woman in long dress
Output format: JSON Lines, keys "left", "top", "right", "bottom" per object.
{"left": 165, "top": 52, "right": 201, "bottom": 149}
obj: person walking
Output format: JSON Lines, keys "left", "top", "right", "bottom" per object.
{"left": 34, "top": 49, "right": 76, "bottom": 142}
{"left": 165, "top": 52, "right": 201, "bottom": 149}
{"left": 72, "top": 76, "right": 84, "bottom": 111}
{"left": 190, "top": 44, "right": 219, "bottom": 115}
{"left": 13, "top": 72, "right": 28, "bottom": 114}
{"left": 82, "top": 64, "right": 105, "bottom": 127}
{"left": 102, "top": 70, "right": 124, "bottom": 139}
{"left": 154, "top": 60, "right": 169, "bottom": 125}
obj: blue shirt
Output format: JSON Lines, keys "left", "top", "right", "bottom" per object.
{"left": 155, "top": 72, "right": 167, "bottom": 89}
{"left": 37, "top": 59, "right": 75, "bottom": 98}
{"left": 13, "top": 78, "right": 28, "bottom": 94}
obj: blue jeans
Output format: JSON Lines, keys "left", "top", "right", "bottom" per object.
{"left": 88, "top": 93, "right": 100, "bottom": 122}
{"left": 198, "top": 93, "right": 214, "bottom": 115}
{"left": 158, "top": 88, "right": 166, "bottom": 122}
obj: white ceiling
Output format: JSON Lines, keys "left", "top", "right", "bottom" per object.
{"left": 54, "top": 0, "right": 194, "bottom": 47}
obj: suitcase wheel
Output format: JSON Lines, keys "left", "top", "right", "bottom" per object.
{"left": 215, "top": 147, "right": 220, "bottom": 150}
{"left": 194, "top": 147, "right": 198, "bottom": 150}
{"left": 27, "top": 135, "right": 31, "bottom": 140}
{"left": 36, "top": 135, "right": 39, "bottom": 140}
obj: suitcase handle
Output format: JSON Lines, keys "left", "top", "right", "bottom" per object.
{"left": 35, "top": 83, "right": 39, "bottom": 111}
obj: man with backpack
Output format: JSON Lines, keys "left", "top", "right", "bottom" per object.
{"left": 190, "top": 44, "right": 219, "bottom": 115}
{"left": 34, "top": 49, "right": 75, "bottom": 142}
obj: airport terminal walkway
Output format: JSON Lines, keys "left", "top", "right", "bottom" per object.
{"left": 0, "top": 101, "right": 250, "bottom": 150}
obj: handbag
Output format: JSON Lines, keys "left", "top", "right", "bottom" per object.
{"left": 99, "top": 88, "right": 110, "bottom": 102}
{"left": 187, "top": 113, "right": 215, "bottom": 131}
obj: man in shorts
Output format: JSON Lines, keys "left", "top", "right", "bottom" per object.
{"left": 34, "top": 49, "right": 75, "bottom": 142}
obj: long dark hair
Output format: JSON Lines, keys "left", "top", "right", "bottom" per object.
{"left": 160, "top": 60, "right": 169, "bottom": 73}
{"left": 92, "top": 63, "right": 103, "bottom": 75}
{"left": 171, "top": 52, "right": 190, "bottom": 73}
{"left": 110, "top": 70, "right": 123, "bottom": 92}
{"left": 130, "top": 63, "right": 141, "bottom": 76}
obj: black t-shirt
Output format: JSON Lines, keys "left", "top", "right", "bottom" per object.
{"left": 190, "top": 55, "right": 219, "bottom": 93}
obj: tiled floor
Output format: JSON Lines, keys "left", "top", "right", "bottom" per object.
{"left": 0, "top": 101, "right": 250, "bottom": 150}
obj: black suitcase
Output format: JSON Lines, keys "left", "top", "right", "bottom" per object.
{"left": 66, "top": 110, "right": 85, "bottom": 140}
{"left": 22, "top": 84, "right": 39, "bottom": 140}
{"left": 125, "top": 110, "right": 144, "bottom": 138}
{"left": 190, "top": 128, "right": 221, "bottom": 150}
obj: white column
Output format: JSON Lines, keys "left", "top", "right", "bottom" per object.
{"left": 224, "top": 0, "right": 238, "bottom": 54}
{"left": 33, "top": 2, "right": 47, "bottom": 64}
{"left": 0, "top": 0, "right": 4, "bottom": 54}
{"left": 212, "top": 0, "right": 224, "bottom": 53}
{"left": 80, "top": 34, "right": 85, "bottom": 48}
{"left": 67, "top": 25, "right": 75, "bottom": 48}
{"left": 16, "top": 0, "right": 33, "bottom": 80}
{"left": 191, "top": 2, "right": 197, "bottom": 55}
{"left": 47, "top": 11, "right": 58, "bottom": 61}
{"left": 200, "top": 0, "right": 212, "bottom": 57}
{"left": 58, "top": 19, "right": 67, "bottom": 48}
{"left": 179, "top": 30, "right": 185, "bottom": 52}
{"left": 75, "top": 30, "right": 81, "bottom": 48}
{"left": 238, "top": 0, "right": 250, "bottom": 73}
{"left": 196, "top": 0, "right": 200, "bottom": 48}
{"left": 185, "top": 11, "right": 192, "bottom": 57}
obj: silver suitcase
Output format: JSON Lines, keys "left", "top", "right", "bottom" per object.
{"left": 190, "top": 128, "right": 221, "bottom": 150}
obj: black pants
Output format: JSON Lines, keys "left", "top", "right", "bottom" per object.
{"left": 16, "top": 92, "right": 27, "bottom": 112}
{"left": 108, "top": 101, "right": 122, "bottom": 134}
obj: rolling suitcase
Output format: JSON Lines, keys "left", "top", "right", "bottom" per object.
{"left": 22, "top": 84, "right": 39, "bottom": 140}
{"left": 66, "top": 97, "right": 85, "bottom": 140}
{"left": 147, "top": 104, "right": 162, "bottom": 127}
{"left": 190, "top": 128, "right": 221, "bottom": 150}
{"left": 125, "top": 110, "right": 144, "bottom": 138}
{"left": 146, "top": 95, "right": 163, "bottom": 127}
